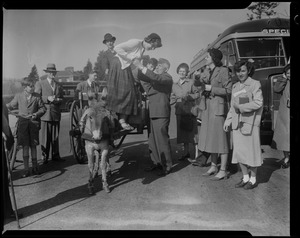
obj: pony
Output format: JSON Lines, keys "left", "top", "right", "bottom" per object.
{"left": 79, "top": 98, "right": 116, "bottom": 195}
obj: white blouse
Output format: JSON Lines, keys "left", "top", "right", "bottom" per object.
{"left": 114, "top": 39, "right": 145, "bottom": 70}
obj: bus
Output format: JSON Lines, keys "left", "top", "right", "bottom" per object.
{"left": 60, "top": 80, "right": 107, "bottom": 112}
{"left": 189, "top": 18, "right": 290, "bottom": 145}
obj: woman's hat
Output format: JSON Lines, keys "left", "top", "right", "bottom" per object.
{"left": 103, "top": 33, "right": 116, "bottom": 44}
{"left": 43, "top": 63, "right": 59, "bottom": 72}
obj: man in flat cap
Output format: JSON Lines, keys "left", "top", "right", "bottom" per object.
{"left": 134, "top": 58, "right": 173, "bottom": 176}
{"left": 35, "top": 63, "right": 65, "bottom": 164}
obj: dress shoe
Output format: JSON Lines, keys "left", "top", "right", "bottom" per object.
{"left": 244, "top": 181, "right": 257, "bottom": 190}
{"left": 52, "top": 156, "right": 66, "bottom": 162}
{"left": 120, "top": 122, "right": 134, "bottom": 131}
{"left": 235, "top": 179, "right": 249, "bottom": 188}
{"left": 190, "top": 154, "right": 208, "bottom": 167}
{"left": 144, "top": 164, "right": 162, "bottom": 172}
{"left": 210, "top": 169, "right": 229, "bottom": 181}
{"left": 202, "top": 166, "right": 218, "bottom": 177}
{"left": 178, "top": 153, "right": 190, "bottom": 161}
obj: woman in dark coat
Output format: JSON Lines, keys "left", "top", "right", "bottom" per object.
{"left": 272, "top": 64, "right": 290, "bottom": 168}
{"left": 106, "top": 33, "right": 162, "bottom": 130}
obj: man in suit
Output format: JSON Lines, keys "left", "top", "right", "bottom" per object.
{"left": 35, "top": 63, "right": 65, "bottom": 164}
{"left": 134, "top": 58, "right": 173, "bottom": 176}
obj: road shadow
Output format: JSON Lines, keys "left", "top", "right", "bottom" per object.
{"left": 107, "top": 138, "right": 191, "bottom": 191}
{"left": 256, "top": 157, "right": 282, "bottom": 184}
{"left": 17, "top": 183, "right": 95, "bottom": 220}
{"left": 12, "top": 155, "right": 77, "bottom": 183}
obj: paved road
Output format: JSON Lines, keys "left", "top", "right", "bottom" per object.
{"left": 4, "top": 108, "right": 290, "bottom": 235}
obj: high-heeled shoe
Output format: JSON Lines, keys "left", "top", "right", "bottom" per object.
{"left": 210, "top": 169, "right": 229, "bottom": 181}
{"left": 202, "top": 166, "right": 217, "bottom": 177}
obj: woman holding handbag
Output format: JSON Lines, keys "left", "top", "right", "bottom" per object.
{"left": 196, "top": 48, "right": 232, "bottom": 181}
{"left": 170, "top": 63, "right": 200, "bottom": 161}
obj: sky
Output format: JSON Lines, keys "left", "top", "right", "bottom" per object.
{"left": 3, "top": 4, "right": 290, "bottom": 82}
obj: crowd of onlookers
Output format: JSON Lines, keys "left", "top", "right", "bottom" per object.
{"left": 2, "top": 32, "right": 290, "bottom": 223}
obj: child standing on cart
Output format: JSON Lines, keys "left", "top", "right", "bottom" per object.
{"left": 6, "top": 77, "right": 46, "bottom": 177}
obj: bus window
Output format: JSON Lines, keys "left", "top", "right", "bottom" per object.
{"left": 236, "top": 38, "right": 286, "bottom": 69}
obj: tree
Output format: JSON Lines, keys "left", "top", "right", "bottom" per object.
{"left": 247, "top": 2, "right": 279, "bottom": 20}
{"left": 28, "top": 64, "right": 39, "bottom": 83}
{"left": 83, "top": 59, "right": 93, "bottom": 80}
{"left": 93, "top": 50, "right": 106, "bottom": 81}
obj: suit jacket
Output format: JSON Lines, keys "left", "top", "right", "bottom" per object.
{"left": 138, "top": 69, "right": 173, "bottom": 118}
{"left": 35, "top": 79, "right": 64, "bottom": 121}
{"left": 225, "top": 77, "right": 263, "bottom": 135}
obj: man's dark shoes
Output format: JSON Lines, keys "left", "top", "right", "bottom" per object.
{"left": 144, "top": 164, "right": 162, "bottom": 172}
{"left": 52, "top": 156, "right": 66, "bottom": 162}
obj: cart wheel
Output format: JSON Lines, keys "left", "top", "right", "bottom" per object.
{"left": 69, "top": 100, "right": 87, "bottom": 164}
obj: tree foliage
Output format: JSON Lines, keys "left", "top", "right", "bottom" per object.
{"left": 93, "top": 50, "right": 106, "bottom": 81}
{"left": 83, "top": 59, "right": 93, "bottom": 80}
{"left": 28, "top": 64, "right": 39, "bottom": 83}
{"left": 247, "top": 2, "right": 279, "bottom": 20}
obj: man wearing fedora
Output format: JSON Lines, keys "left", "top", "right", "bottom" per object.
{"left": 35, "top": 63, "right": 65, "bottom": 164}
{"left": 101, "top": 33, "right": 117, "bottom": 81}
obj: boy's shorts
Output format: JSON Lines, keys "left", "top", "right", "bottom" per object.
{"left": 17, "top": 119, "right": 40, "bottom": 146}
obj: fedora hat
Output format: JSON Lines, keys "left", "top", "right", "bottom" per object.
{"left": 44, "top": 63, "right": 59, "bottom": 72}
{"left": 103, "top": 33, "right": 116, "bottom": 44}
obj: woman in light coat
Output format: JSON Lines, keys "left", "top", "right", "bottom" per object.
{"left": 171, "top": 63, "right": 200, "bottom": 161}
{"left": 272, "top": 64, "right": 290, "bottom": 168}
{"left": 224, "top": 60, "right": 263, "bottom": 190}
{"left": 196, "top": 48, "right": 232, "bottom": 180}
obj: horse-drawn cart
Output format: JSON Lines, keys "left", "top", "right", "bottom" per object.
{"left": 68, "top": 88, "right": 150, "bottom": 164}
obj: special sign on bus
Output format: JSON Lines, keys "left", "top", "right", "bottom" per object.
{"left": 262, "top": 29, "right": 290, "bottom": 34}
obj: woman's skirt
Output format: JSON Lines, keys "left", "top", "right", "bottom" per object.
{"left": 106, "top": 57, "right": 138, "bottom": 116}
{"left": 197, "top": 100, "right": 229, "bottom": 154}
{"left": 231, "top": 126, "right": 263, "bottom": 167}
